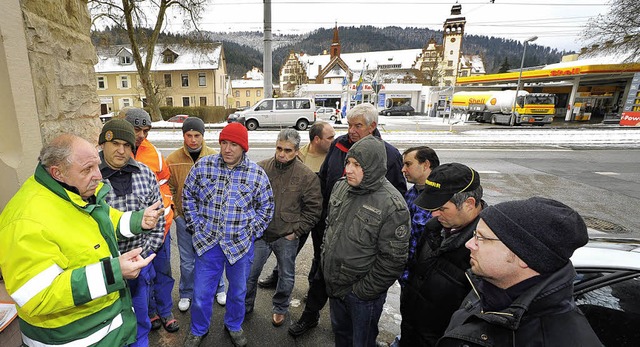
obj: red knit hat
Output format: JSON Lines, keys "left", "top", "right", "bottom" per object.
{"left": 219, "top": 123, "right": 249, "bottom": 152}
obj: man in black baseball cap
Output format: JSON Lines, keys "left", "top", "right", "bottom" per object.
{"left": 398, "top": 163, "right": 486, "bottom": 347}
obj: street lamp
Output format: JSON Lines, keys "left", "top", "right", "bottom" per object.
{"left": 511, "top": 35, "right": 538, "bottom": 126}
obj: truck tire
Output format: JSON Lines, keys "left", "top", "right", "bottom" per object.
{"left": 296, "top": 119, "right": 309, "bottom": 131}
{"left": 245, "top": 119, "right": 258, "bottom": 131}
{"left": 490, "top": 115, "right": 497, "bottom": 124}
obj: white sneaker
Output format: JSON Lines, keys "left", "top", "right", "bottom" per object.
{"left": 216, "top": 292, "right": 227, "bottom": 306}
{"left": 178, "top": 298, "right": 191, "bottom": 312}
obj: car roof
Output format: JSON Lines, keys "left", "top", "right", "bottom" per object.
{"left": 571, "top": 237, "right": 640, "bottom": 271}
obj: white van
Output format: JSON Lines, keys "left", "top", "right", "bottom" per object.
{"left": 229, "top": 97, "right": 316, "bottom": 131}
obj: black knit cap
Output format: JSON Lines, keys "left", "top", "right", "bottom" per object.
{"left": 182, "top": 117, "right": 205, "bottom": 134}
{"left": 480, "top": 197, "right": 588, "bottom": 274}
{"left": 414, "top": 163, "right": 480, "bottom": 210}
{"left": 99, "top": 119, "right": 136, "bottom": 150}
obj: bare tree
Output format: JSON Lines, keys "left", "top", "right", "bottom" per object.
{"left": 582, "top": 0, "right": 640, "bottom": 62}
{"left": 90, "top": 0, "right": 208, "bottom": 120}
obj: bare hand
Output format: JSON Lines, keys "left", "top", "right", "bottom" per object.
{"left": 119, "top": 247, "right": 156, "bottom": 279}
{"left": 285, "top": 233, "right": 297, "bottom": 241}
{"left": 141, "top": 200, "right": 162, "bottom": 229}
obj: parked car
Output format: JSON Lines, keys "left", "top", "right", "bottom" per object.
{"left": 227, "top": 113, "right": 245, "bottom": 125}
{"left": 228, "top": 97, "right": 316, "bottom": 131}
{"left": 571, "top": 237, "right": 640, "bottom": 346}
{"left": 316, "top": 107, "right": 340, "bottom": 121}
{"left": 379, "top": 104, "right": 415, "bottom": 116}
{"left": 99, "top": 112, "right": 116, "bottom": 124}
{"left": 167, "top": 114, "right": 189, "bottom": 123}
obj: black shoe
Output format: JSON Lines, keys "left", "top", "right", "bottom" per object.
{"left": 257, "top": 272, "right": 278, "bottom": 289}
{"left": 288, "top": 317, "right": 319, "bottom": 337}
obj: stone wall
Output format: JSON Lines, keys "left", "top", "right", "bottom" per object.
{"left": 0, "top": 0, "right": 101, "bottom": 208}
{"left": 22, "top": 0, "right": 102, "bottom": 144}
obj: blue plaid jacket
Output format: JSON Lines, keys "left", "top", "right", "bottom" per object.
{"left": 183, "top": 154, "right": 274, "bottom": 264}
{"left": 399, "top": 185, "right": 433, "bottom": 286}
{"left": 100, "top": 155, "right": 165, "bottom": 257}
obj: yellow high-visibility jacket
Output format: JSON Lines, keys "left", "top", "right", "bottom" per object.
{"left": 0, "top": 164, "right": 147, "bottom": 347}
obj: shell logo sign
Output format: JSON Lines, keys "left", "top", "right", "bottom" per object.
{"left": 468, "top": 98, "right": 486, "bottom": 104}
{"left": 549, "top": 68, "right": 581, "bottom": 77}
{"left": 490, "top": 98, "right": 497, "bottom": 105}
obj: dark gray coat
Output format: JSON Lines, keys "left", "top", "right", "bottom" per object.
{"left": 321, "top": 135, "right": 410, "bottom": 300}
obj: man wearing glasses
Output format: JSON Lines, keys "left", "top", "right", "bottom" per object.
{"left": 397, "top": 163, "right": 486, "bottom": 347}
{"left": 437, "top": 197, "right": 601, "bottom": 346}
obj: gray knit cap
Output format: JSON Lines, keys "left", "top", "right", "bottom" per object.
{"left": 480, "top": 197, "right": 588, "bottom": 274}
{"left": 123, "top": 108, "right": 152, "bottom": 128}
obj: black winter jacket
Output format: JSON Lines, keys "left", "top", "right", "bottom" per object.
{"left": 400, "top": 206, "right": 484, "bottom": 347}
{"left": 436, "top": 263, "right": 603, "bottom": 347}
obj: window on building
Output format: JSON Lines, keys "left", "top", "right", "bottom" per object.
{"left": 182, "top": 97, "right": 190, "bottom": 106}
{"left": 166, "top": 97, "right": 173, "bottom": 107}
{"left": 448, "top": 60, "right": 454, "bottom": 67}
{"left": 246, "top": 90, "right": 250, "bottom": 97}
{"left": 120, "top": 75, "right": 130, "bottom": 89}
{"left": 198, "top": 72, "right": 206, "bottom": 87}
{"left": 450, "top": 50, "right": 454, "bottom": 55}
{"left": 200, "top": 97, "right": 207, "bottom": 106}
{"left": 445, "top": 69, "right": 454, "bottom": 76}
{"left": 141, "top": 98, "right": 148, "bottom": 107}
{"left": 181, "top": 74, "right": 189, "bottom": 87}
{"left": 236, "top": 101, "right": 240, "bottom": 108}
{"left": 119, "top": 55, "right": 132, "bottom": 65}
{"left": 246, "top": 101, "right": 251, "bottom": 107}
{"left": 460, "top": 70, "right": 468, "bottom": 77}
{"left": 164, "top": 74, "right": 172, "bottom": 87}
{"left": 257, "top": 90, "right": 261, "bottom": 97}
{"left": 163, "top": 54, "right": 175, "bottom": 64}
{"left": 97, "top": 76, "right": 106, "bottom": 89}
{"left": 235, "top": 90, "right": 240, "bottom": 97}
{"left": 121, "top": 98, "right": 131, "bottom": 108}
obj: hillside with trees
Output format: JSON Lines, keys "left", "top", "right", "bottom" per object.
{"left": 92, "top": 26, "right": 567, "bottom": 82}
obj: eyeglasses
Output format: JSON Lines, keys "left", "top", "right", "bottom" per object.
{"left": 473, "top": 230, "right": 501, "bottom": 243}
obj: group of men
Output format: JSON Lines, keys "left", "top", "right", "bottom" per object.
{"left": 0, "top": 103, "right": 602, "bottom": 347}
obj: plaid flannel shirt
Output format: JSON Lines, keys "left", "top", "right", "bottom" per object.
{"left": 183, "top": 153, "right": 274, "bottom": 264}
{"left": 399, "top": 185, "right": 433, "bottom": 286}
{"left": 101, "top": 156, "right": 165, "bottom": 257}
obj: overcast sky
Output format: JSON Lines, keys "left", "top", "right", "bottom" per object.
{"left": 162, "top": 0, "right": 610, "bottom": 52}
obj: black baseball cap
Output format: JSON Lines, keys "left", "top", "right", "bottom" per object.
{"left": 414, "top": 163, "right": 480, "bottom": 210}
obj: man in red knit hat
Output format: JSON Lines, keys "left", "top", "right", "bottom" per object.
{"left": 182, "top": 123, "right": 274, "bottom": 347}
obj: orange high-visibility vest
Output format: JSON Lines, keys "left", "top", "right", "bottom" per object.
{"left": 134, "top": 138, "right": 174, "bottom": 237}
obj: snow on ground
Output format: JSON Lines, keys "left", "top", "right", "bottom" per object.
{"left": 149, "top": 116, "right": 640, "bottom": 148}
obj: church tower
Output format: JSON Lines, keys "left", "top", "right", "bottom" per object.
{"left": 330, "top": 23, "right": 341, "bottom": 58}
{"left": 441, "top": 2, "right": 466, "bottom": 86}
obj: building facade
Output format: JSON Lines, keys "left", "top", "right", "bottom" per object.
{"left": 95, "top": 43, "right": 228, "bottom": 115}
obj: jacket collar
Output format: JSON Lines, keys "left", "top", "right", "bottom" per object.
{"left": 465, "top": 262, "right": 578, "bottom": 330}
{"left": 34, "top": 163, "right": 109, "bottom": 211}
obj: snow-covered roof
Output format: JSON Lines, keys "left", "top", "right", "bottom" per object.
{"left": 95, "top": 44, "right": 222, "bottom": 73}
{"left": 544, "top": 51, "right": 636, "bottom": 69}
{"left": 243, "top": 67, "right": 264, "bottom": 80}
{"left": 231, "top": 79, "right": 266, "bottom": 88}
{"left": 299, "top": 49, "right": 423, "bottom": 80}
{"left": 460, "top": 54, "right": 485, "bottom": 74}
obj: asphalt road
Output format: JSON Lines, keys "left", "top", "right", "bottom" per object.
{"left": 150, "top": 127, "right": 640, "bottom": 346}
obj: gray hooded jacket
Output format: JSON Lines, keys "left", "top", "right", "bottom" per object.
{"left": 321, "top": 135, "right": 410, "bottom": 300}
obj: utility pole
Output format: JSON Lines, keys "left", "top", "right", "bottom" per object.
{"left": 263, "top": 0, "right": 273, "bottom": 98}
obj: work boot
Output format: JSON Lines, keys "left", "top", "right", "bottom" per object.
{"left": 184, "top": 330, "right": 208, "bottom": 347}
{"left": 288, "top": 312, "right": 319, "bottom": 337}
{"left": 225, "top": 326, "right": 247, "bottom": 347}
{"left": 257, "top": 271, "right": 278, "bottom": 289}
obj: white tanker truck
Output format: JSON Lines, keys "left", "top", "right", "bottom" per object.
{"left": 451, "top": 90, "right": 557, "bottom": 126}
